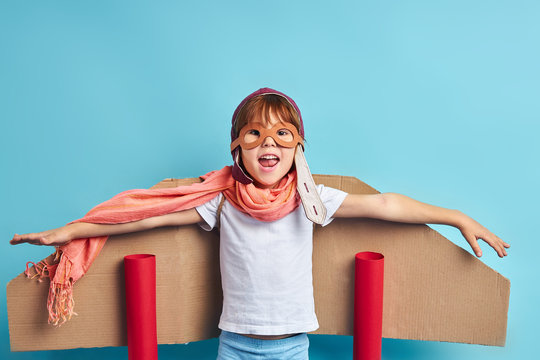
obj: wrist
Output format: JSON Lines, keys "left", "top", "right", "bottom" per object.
{"left": 63, "top": 223, "right": 79, "bottom": 241}
{"left": 452, "top": 210, "right": 470, "bottom": 230}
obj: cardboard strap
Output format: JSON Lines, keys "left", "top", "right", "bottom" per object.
{"left": 294, "top": 144, "right": 326, "bottom": 225}
{"left": 216, "top": 194, "right": 226, "bottom": 229}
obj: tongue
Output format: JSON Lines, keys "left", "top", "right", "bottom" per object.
{"left": 259, "top": 159, "right": 279, "bottom": 167}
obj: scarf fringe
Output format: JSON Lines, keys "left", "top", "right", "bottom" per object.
{"left": 25, "top": 250, "right": 77, "bottom": 326}
{"left": 25, "top": 261, "right": 50, "bottom": 282}
{"left": 47, "top": 277, "right": 77, "bottom": 326}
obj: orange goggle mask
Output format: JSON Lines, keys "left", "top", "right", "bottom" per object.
{"left": 230, "top": 122, "right": 304, "bottom": 151}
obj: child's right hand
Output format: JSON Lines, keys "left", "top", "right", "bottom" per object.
{"left": 10, "top": 226, "right": 73, "bottom": 247}
{"left": 10, "top": 209, "right": 204, "bottom": 247}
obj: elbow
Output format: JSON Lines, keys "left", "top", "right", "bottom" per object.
{"left": 378, "top": 192, "right": 401, "bottom": 218}
{"left": 379, "top": 192, "right": 392, "bottom": 208}
{"left": 361, "top": 193, "right": 391, "bottom": 219}
{"left": 380, "top": 192, "right": 404, "bottom": 203}
{"left": 139, "top": 216, "right": 162, "bottom": 231}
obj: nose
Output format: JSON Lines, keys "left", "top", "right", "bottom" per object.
{"left": 262, "top": 135, "right": 276, "bottom": 147}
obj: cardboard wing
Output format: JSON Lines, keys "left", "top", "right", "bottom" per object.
{"left": 7, "top": 175, "right": 510, "bottom": 351}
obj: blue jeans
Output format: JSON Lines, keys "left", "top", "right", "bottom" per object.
{"left": 217, "top": 331, "right": 309, "bottom": 360}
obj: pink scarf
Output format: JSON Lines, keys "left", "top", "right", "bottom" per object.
{"left": 26, "top": 166, "right": 300, "bottom": 325}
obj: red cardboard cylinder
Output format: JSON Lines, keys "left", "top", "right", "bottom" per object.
{"left": 124, "top": 254, "right": 158, "bottom": 360}
{"left": 354, "top": 252, "right": 384, "bottom": 360}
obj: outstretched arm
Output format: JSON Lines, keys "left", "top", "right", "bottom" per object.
{"left": 334, "top": 193, "right": 510, "bottom": 258}
{"left": 10, "top": 208, "right": 203, "bottom": 247}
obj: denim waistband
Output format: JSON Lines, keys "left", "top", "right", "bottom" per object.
{"left": 219, "top": 330, "right": 308, "bottom": 348}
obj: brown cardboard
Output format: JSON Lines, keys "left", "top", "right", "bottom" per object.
{"left": 7, "top": 175, "right": 510, "bottom": 351}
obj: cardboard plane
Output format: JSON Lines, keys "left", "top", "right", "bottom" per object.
{"left": 7, "top": 175, "right": 510, "bottom": 351}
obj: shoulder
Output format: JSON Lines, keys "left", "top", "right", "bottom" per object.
{"left": 314, "top": 184, "right": 349, "bottom": 225}
{"left": 197, "top": 192, "right": 224, "bottom": 212}
{"left": 194, "top": 193, "right": 224, "bottom": 231}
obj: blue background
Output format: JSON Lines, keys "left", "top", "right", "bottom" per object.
{"left": 1, "top": 0, "right": 538, "bottom": 359}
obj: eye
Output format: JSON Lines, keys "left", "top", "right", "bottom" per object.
{"left": 277, "top": 129, "right": 291, "bottom": 136}
{"left": 242, "top": 128, "right": 261, "bottom": 144}
{"left": 277, "top": 128, "right": 294, "bottom": 142}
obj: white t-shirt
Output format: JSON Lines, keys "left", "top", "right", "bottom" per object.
{"left": 195, "top": 184, "right": 348, "bottom": 335}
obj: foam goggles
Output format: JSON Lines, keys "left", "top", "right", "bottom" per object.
{"left": 230, "top": 122, "right": 304, "bottom": 151}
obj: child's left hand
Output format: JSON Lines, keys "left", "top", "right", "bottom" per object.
{"left": 458, "top": 215, "right": 510, "bottom": 258}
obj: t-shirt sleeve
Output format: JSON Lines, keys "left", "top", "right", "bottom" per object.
{"left": 317, "top": 184, "right": 348, "bottom": 227}
{"left": 195, "top": 193, "right": 223, "bottom": 231}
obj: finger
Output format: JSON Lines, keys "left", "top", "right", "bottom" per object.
{"left": 500, "top": 240, "right": 508, "bottom": 256}
{"left": 485, "top": 236, "right": 505, "bottom": 257}
{"left": 481, "top": 236, "right": 502, "bottom": 257}
{"left": 494, "top": 237, "right": 507, "bottom": 257}
{"left": 10, "top": 233, "right": 44, "bottom": 245}
{"left": 494, "top": 243, "right": 504, "bottom": 257}
{"left": 10, "top": 233, "right": 32, "bottom": 245}
{"left": 465, "top": 234, "right": 482, "bottom": 257}
{"left": 10, "top": 234, "right": 21, "bottom": 245}
{"left": 499, "top": 237, "right": 510, "bottom": 248}
{"left": 492, "top": 235, "right": 510, "bottom": 253}
{"left": 494, "top": 237, "right": 510, "bottom": 253}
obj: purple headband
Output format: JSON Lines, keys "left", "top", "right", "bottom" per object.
{"left": 230, "top": 87, "right": 305, "bottom": 184}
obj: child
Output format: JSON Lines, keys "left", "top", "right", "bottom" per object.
{"left": 11, "top": 88, "right": 509, "bottom": 359}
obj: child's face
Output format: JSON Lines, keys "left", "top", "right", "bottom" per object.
{"left": 240, "top": 112, "right": 297, "bottom": 189}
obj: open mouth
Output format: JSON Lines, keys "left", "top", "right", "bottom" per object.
{"left": 258, "top": 154, "right": 280, "bottom": 168}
